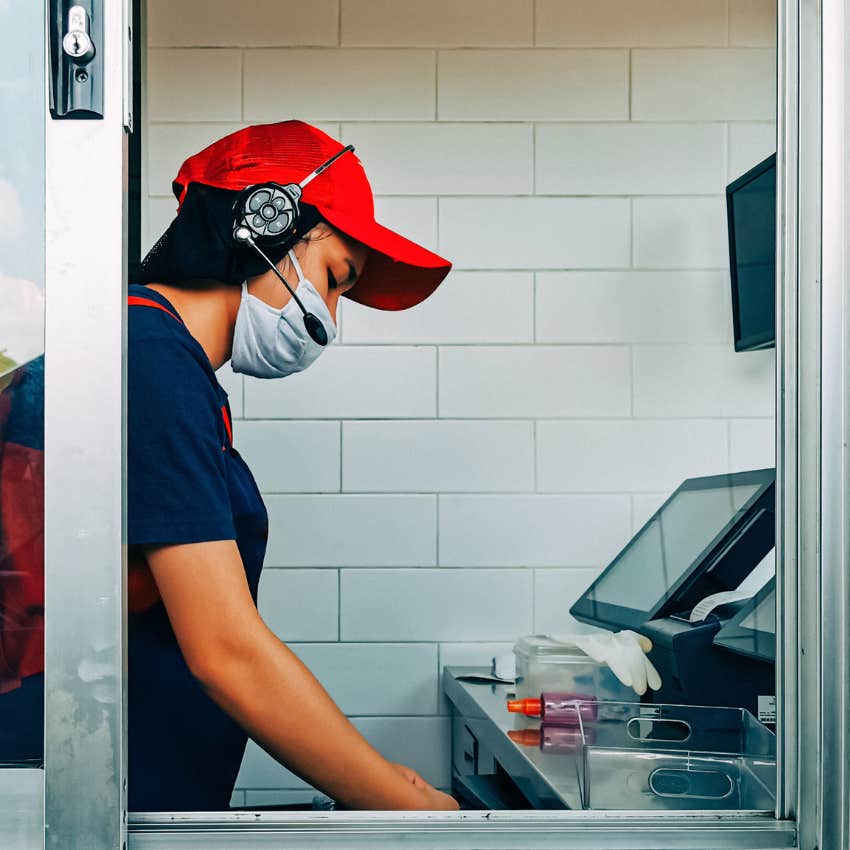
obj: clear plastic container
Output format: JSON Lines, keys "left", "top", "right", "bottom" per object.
{"left": 512, "top": 635, "right": 634, "bottom": 703}
{"left": 575, "top": 702, "right": 776, "bottom": 810}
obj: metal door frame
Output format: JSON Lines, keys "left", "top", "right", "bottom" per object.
{"left": 44, "top": 60, "right": 129, "bottom": 850}
{"left": 10, "top": 1, "right": 132, "bottom": 849}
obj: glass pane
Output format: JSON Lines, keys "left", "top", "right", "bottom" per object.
{"left": 139, "top": 2, "right": 779, "bottom": 817}
{"left": 0, "top": 0, "right": 45, "bottom": 766}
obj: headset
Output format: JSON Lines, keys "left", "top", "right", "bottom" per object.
{"left": 232, "top": 144, "right": 355, "bottom": 346}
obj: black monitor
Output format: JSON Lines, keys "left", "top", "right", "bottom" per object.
{"left": 570, "top": 469, "right": 775, "bottom": 632}
{"left": 713, "top": 577, "right": 776, "bottom": 664}
{"left": 726, "top": 153, "right": 776, "bottom": 352}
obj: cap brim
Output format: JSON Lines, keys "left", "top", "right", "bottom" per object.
{"left": 318, "top": 209, "right": 451, "bottom": 311}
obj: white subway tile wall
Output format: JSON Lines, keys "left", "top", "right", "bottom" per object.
{"left": 143, "top": 0, "right": 776, "bottom": 798}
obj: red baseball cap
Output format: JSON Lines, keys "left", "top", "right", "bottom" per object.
{"left": 172, "top": 120, "right": 451, "bottom": 311}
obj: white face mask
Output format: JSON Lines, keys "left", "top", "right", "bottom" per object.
{"left": 230, "top": 250, "right": 337, "bottom": 379}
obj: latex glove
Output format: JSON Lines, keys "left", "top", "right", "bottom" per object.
{"left": 549, "top": 630, "right": 662, "bottom": 697}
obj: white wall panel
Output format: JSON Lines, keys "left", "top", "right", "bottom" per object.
{"left": 439, "top": 495, "right": 632, "bottom": 567}
{"left": 144, "top": 0, "right": 777, "bottom": 794}
{"left": 632, "top": 48, "right": 776, "bottom": 121}
{"left": 343, "top": 420, "right": 535, "bottom": 492}
{"left": 244, "top": 50, "right": 437, "bottom": 121}
{"left": 537, "top": 419, "right": 729, "bottom": 492}
{"left": 536, "top": 123, "right": 725, "bottom": 195}
{"left": 342, "top": 0, "right": 533, "bottom": 47}
{"left": 438, "top": 50, "right": 629, "bottom": 121}
{"left": 147, "top": 0, "right": 339, "bottom": 46}
{"left": 341, "top": 569, "right": 533, "bottom": 640}
{"left": 264, "top": 494, "right": 437, "bottom": 566}
{"left": 147, "top": 49, "right": 242, "bottom": 121}
{"left": 536, "top": 0, "right": 728, "bottom": 47}
{"left": 536, "top": 271, "right": 731, "bottom": 344}
{"left": 439, "top": 346, "right": 631, "bottom": 418}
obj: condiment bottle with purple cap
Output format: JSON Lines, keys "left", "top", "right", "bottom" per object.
{"left": 507, "top": 692, "right": 597, "bottom": 725}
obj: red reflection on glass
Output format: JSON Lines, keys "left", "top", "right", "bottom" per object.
{"left": 0, "top": 357, "right": 44, "bottom": 694}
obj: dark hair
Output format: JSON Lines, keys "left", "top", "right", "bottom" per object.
{"left": 133, "top": 183, "right": 324, "bottom": 288}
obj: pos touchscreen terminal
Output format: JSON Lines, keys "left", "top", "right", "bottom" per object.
{"left": 570, "top": 469, "right": 775, "bottom": 632}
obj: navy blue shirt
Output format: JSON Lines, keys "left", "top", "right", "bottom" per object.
{"left": 127, "top": 284, "right": 268, "bottom": 811}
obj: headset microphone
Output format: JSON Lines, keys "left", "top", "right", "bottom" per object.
{"left": 232, "top": 144, "right": 356, "bottom": 347}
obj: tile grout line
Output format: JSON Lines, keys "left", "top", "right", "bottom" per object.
{"left": 337, "top": 568, "right": 342, "bottom": 642}
{"left": 434, "top": 49, "right": 440, "bottom": 120}
{"left": 338, "top": 420, "right": 343, "bottom": 493}
{"left": 435, "top": 345, "right": 440, "bottom": 417}
{"left": 531, "top": 567, "right": 537, "bottom": 632}
{"left": 239, "top": 49, "right": 245, "bottom": 121}
{"left": 532, "top": 122, "right": 537, "bottom": 194}
{"left": 435, "top": 494, "right": 441, "bottom": 567}
{"left": 726, "top": 419, "right": 734, "bottom": 469}
{"left": 726, "top": 0, "right": 732, "bottom": 46}
{"left": 533, "top": 418, "right": 539, "bottom": 491}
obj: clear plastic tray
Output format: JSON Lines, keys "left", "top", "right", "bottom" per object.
{"left": 574, "top": 702, "right": 776, "bottom": 810}
{"left": 513, "top": 635, "right": 634, "bottom": 703}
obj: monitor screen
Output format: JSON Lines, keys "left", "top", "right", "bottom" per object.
{"left": 739, "top": 588, "right": 776, "bottom": 634}
{"left": 727, "top": 154, "right": 776, "bottom": 352}
{"left": 570, "top": 469, "right": 776, "bottom": 631}
{"left": 586, "top": 483, "right": 760, "bottom": 610}
{"left": 714, "top": 578, "right": 776, "bottom": 663}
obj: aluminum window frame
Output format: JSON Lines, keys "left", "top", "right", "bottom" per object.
{"left": 5, "top": 0, "right": 842, "bottom": 847}
{"left": 126, "top": 0, "right": 827, "bottom": 846}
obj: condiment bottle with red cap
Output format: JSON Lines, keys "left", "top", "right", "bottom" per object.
{"left": 507, "top": 692, "right": 597, "bottom": 725}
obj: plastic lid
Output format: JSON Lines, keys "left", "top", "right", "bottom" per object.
{"left": 513, "top": 635, "right": 590, "bottom": 663}
{"left": 507, "top": 697, "right": 542, "bottom": 717}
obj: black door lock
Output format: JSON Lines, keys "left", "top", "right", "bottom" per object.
{"left": 49, "top": 2, "right": 103, "bottom": 118}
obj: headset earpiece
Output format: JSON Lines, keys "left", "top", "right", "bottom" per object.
{"left": 230, "top": 144, "right": 356, "bottom": 347}
{"left": 233, "top": 182, "right": 303, "bottom": 248}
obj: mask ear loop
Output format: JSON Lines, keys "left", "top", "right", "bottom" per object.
{"left": 287, "top": 249, "right": 307, "bottom": 284}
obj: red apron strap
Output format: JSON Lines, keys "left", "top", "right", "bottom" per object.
{"left": 221, "top": 405, "right": 233, "bottom": 447}
{"left": 129, "top": 294, "right": 233, "bottom": 448}
{"left": 128, "top": 295, "right": 184, "bottom": 324}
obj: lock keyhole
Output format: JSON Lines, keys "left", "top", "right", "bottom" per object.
{"left": 62, "top": 5, "right": 96, "bottom": 65}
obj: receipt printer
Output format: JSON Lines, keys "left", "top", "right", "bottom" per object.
{"left": 640, "top": 600, "right": 775, "bottom": 720}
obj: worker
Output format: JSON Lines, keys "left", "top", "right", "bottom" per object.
{"left": 126, "top": 121, "right": 457, "bottom": 811}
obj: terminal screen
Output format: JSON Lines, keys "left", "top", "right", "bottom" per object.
{"left": 739, "top": 587, "right": 776, "bottom": 635}
{"left": 586, "top": 482, "right": 761, "bottom": 611}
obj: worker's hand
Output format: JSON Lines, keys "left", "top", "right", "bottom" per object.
{"left": 390, "top": 762, "right": 429, "bottom": 788}
{"left": 390, "top": 763, "right": 460, "bottom": 810}
{"left": 550, "top": 630, "right": 662, "bottom": 697}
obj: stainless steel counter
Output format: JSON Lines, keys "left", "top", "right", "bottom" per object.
{"left": 443, "top": 666, "right": 582, "bottom": 810}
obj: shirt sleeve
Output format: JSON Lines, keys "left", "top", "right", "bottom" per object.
{"left": 127, "top": 337, "right": 236, "bottom": 546}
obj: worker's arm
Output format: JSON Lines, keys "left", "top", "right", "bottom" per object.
{"left": 144, "top": 539, "right": 458, "bottom": 811}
